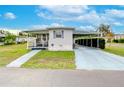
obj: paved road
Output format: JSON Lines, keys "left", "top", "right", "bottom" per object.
{"left": 0, "top": 68, "right": 124, "bottom": 87}
{"left": 75, "top": 47, "right": 124, "bottom": 70}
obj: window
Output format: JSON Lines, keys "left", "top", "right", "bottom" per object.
{"left": 56, "top": 31, "right": 62, "bottom": 38}
{"left": 53, "top": 31, "right": 56, "bottom": 38}
{"left": 53, "top": 30, "right": 64, "bottom": 38}
{"left": 62, "top": 30, "right": 64, "bottom": 38}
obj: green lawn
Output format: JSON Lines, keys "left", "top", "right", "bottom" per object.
{"left": 104, "top": 43, "right": 124, "bottom": 57}
{"left": 0, "top": 44, "right": 30, "bottom": 66}
{"left": 22, "top": 51, "right": 76, "bottom": 69}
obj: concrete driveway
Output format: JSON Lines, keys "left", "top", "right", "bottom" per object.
{"left": 75, "top": 47, "right": 124, "bottom": 70}
{"left": 1, "top": 68, "right": 124, "bottom": 87}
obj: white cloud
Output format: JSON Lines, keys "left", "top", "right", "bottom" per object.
{"left": 104, "top": 9, "right": 124, "bottom": 18}
{"left": 79, "top": 25, "right": 95, "bottom": 31}
{"left": 31, "top": 23, "right": 64, "bottom": 29}
{"left": 50, "top": 23, "right": 64, "bottom": 27}
{"left": 39, "top": 5, "right": 89, "bottom": 14}
{"left": 37, "top": 6, "right": 108, "bottom": 25}
{"left": 37, "top": 6, "right": 124, "bottom": 29}
{"left": 31, "top": 24, "right": 48, "bottom": 29}
{"left": 37, "top": 5, "right": 89, "bottom": 21}
{"left": 76, "top": 10, "right": 101, "bottom": 24}
{"left": 4, "top": 12, "right": 16, "bottom": 19}
{"left": 112, "top": 22, "right": 123, "bottom": 26}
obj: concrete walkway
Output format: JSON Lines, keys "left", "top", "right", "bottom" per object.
{"left": 1, "top": 68, "right": 124, "bottom": 87}
{"left": 75, "top": 47, "right": 124, "bottom": 70}
{"left": 6, "top": 50, "right": 41, "bottom": 67}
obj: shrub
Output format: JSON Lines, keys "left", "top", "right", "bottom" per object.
{"left": 119, "top": 39, "right": 124, "bottom": 43}
{"left": 99, "top": 38, "right": 105, "bottom": 49}
{"left": 113, "top": 39, "right": 119, "bottom": 43}
{"left": 91, "top": 38, "right": 105, "bottom": 49}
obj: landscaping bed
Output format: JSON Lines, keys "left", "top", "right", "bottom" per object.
{"left": 22, "top": 51, "right": 76, "bottom": 69}
{"left": 0, "top": 44, "right": 30, "bottom": 66}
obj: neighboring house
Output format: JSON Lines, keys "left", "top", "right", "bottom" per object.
{"left": 24, "top": 27, "right": 100, "bottom": 51}
{"left": 114, "top": 34, "right": 124, "bottom": 39}
{"left": 3, "top": 29, "right": 21, "bottom": 36}
{"left": 16, "top": 37, "right": 27, "bottom": 44}
{"left": 16, "top": 32, "right": 28, "bottom": 43}
{"left": 0, "top": 29, "right": 28, "bottom": 44}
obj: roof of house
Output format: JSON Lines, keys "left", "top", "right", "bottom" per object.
{"left": 24, "top": 27, "right": 75, "bottom": 32}
{"left": 47, "top": 27, "right": 75, "bottom": 30}
{"left": 23, "top": 27, "right": 99, "bottom": 35}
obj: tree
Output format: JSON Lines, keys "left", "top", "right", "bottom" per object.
{"left": 4, "top": 33, "right": 16, "bottom": 45}
{"left": 98, "top": 24, "right": 111, "bottom": 37}
{"left": 98, "top": 24, "right": 114, "bottom": 47}
{"left": 106, "top": 31, "right": 114, "bottom": 42}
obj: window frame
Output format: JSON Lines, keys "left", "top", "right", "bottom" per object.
{"left": 53, "top": 30, "right": 64, "bottom": 38}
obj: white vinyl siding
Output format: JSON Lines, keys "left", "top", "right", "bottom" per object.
{"left": 49, "top": 29, "right": 73, "bottom": 51}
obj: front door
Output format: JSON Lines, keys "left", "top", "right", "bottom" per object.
{"left": 36, "top": 34, "right": 42, "bottom": 47}
{"left": 42, "top": 34, "right": 48, "bottom": 47}
{"left": 36, "top": 34, "right": 48, "bottom": 47}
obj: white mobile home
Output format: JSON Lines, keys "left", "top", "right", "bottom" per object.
{"left": 24, "top": 27, "right": 100, "bottom": 51}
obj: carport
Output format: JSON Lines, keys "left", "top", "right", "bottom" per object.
{"left": 73, "top": 30, "right": 103, "bottom": 48}
{"left": 74, "top": 37, "right": 100, "bottom": 48}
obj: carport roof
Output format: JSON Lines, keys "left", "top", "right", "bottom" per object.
{"left": 23, "top": 27, "right": 75, "bottom": 32}
{"left": 73, "top": 30, "right": 99, "bottom": 35}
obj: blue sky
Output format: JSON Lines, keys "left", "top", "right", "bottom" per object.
{"left": 0, "top": 5, "right": 124, "bottom": 33}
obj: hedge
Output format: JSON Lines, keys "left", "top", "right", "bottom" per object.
{"left": 113, "top": 39, "right": 124, "bottom": 43}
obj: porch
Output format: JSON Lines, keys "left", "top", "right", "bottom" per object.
{"left": 27, "top": 33, "right": 49, "bottom": 49}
